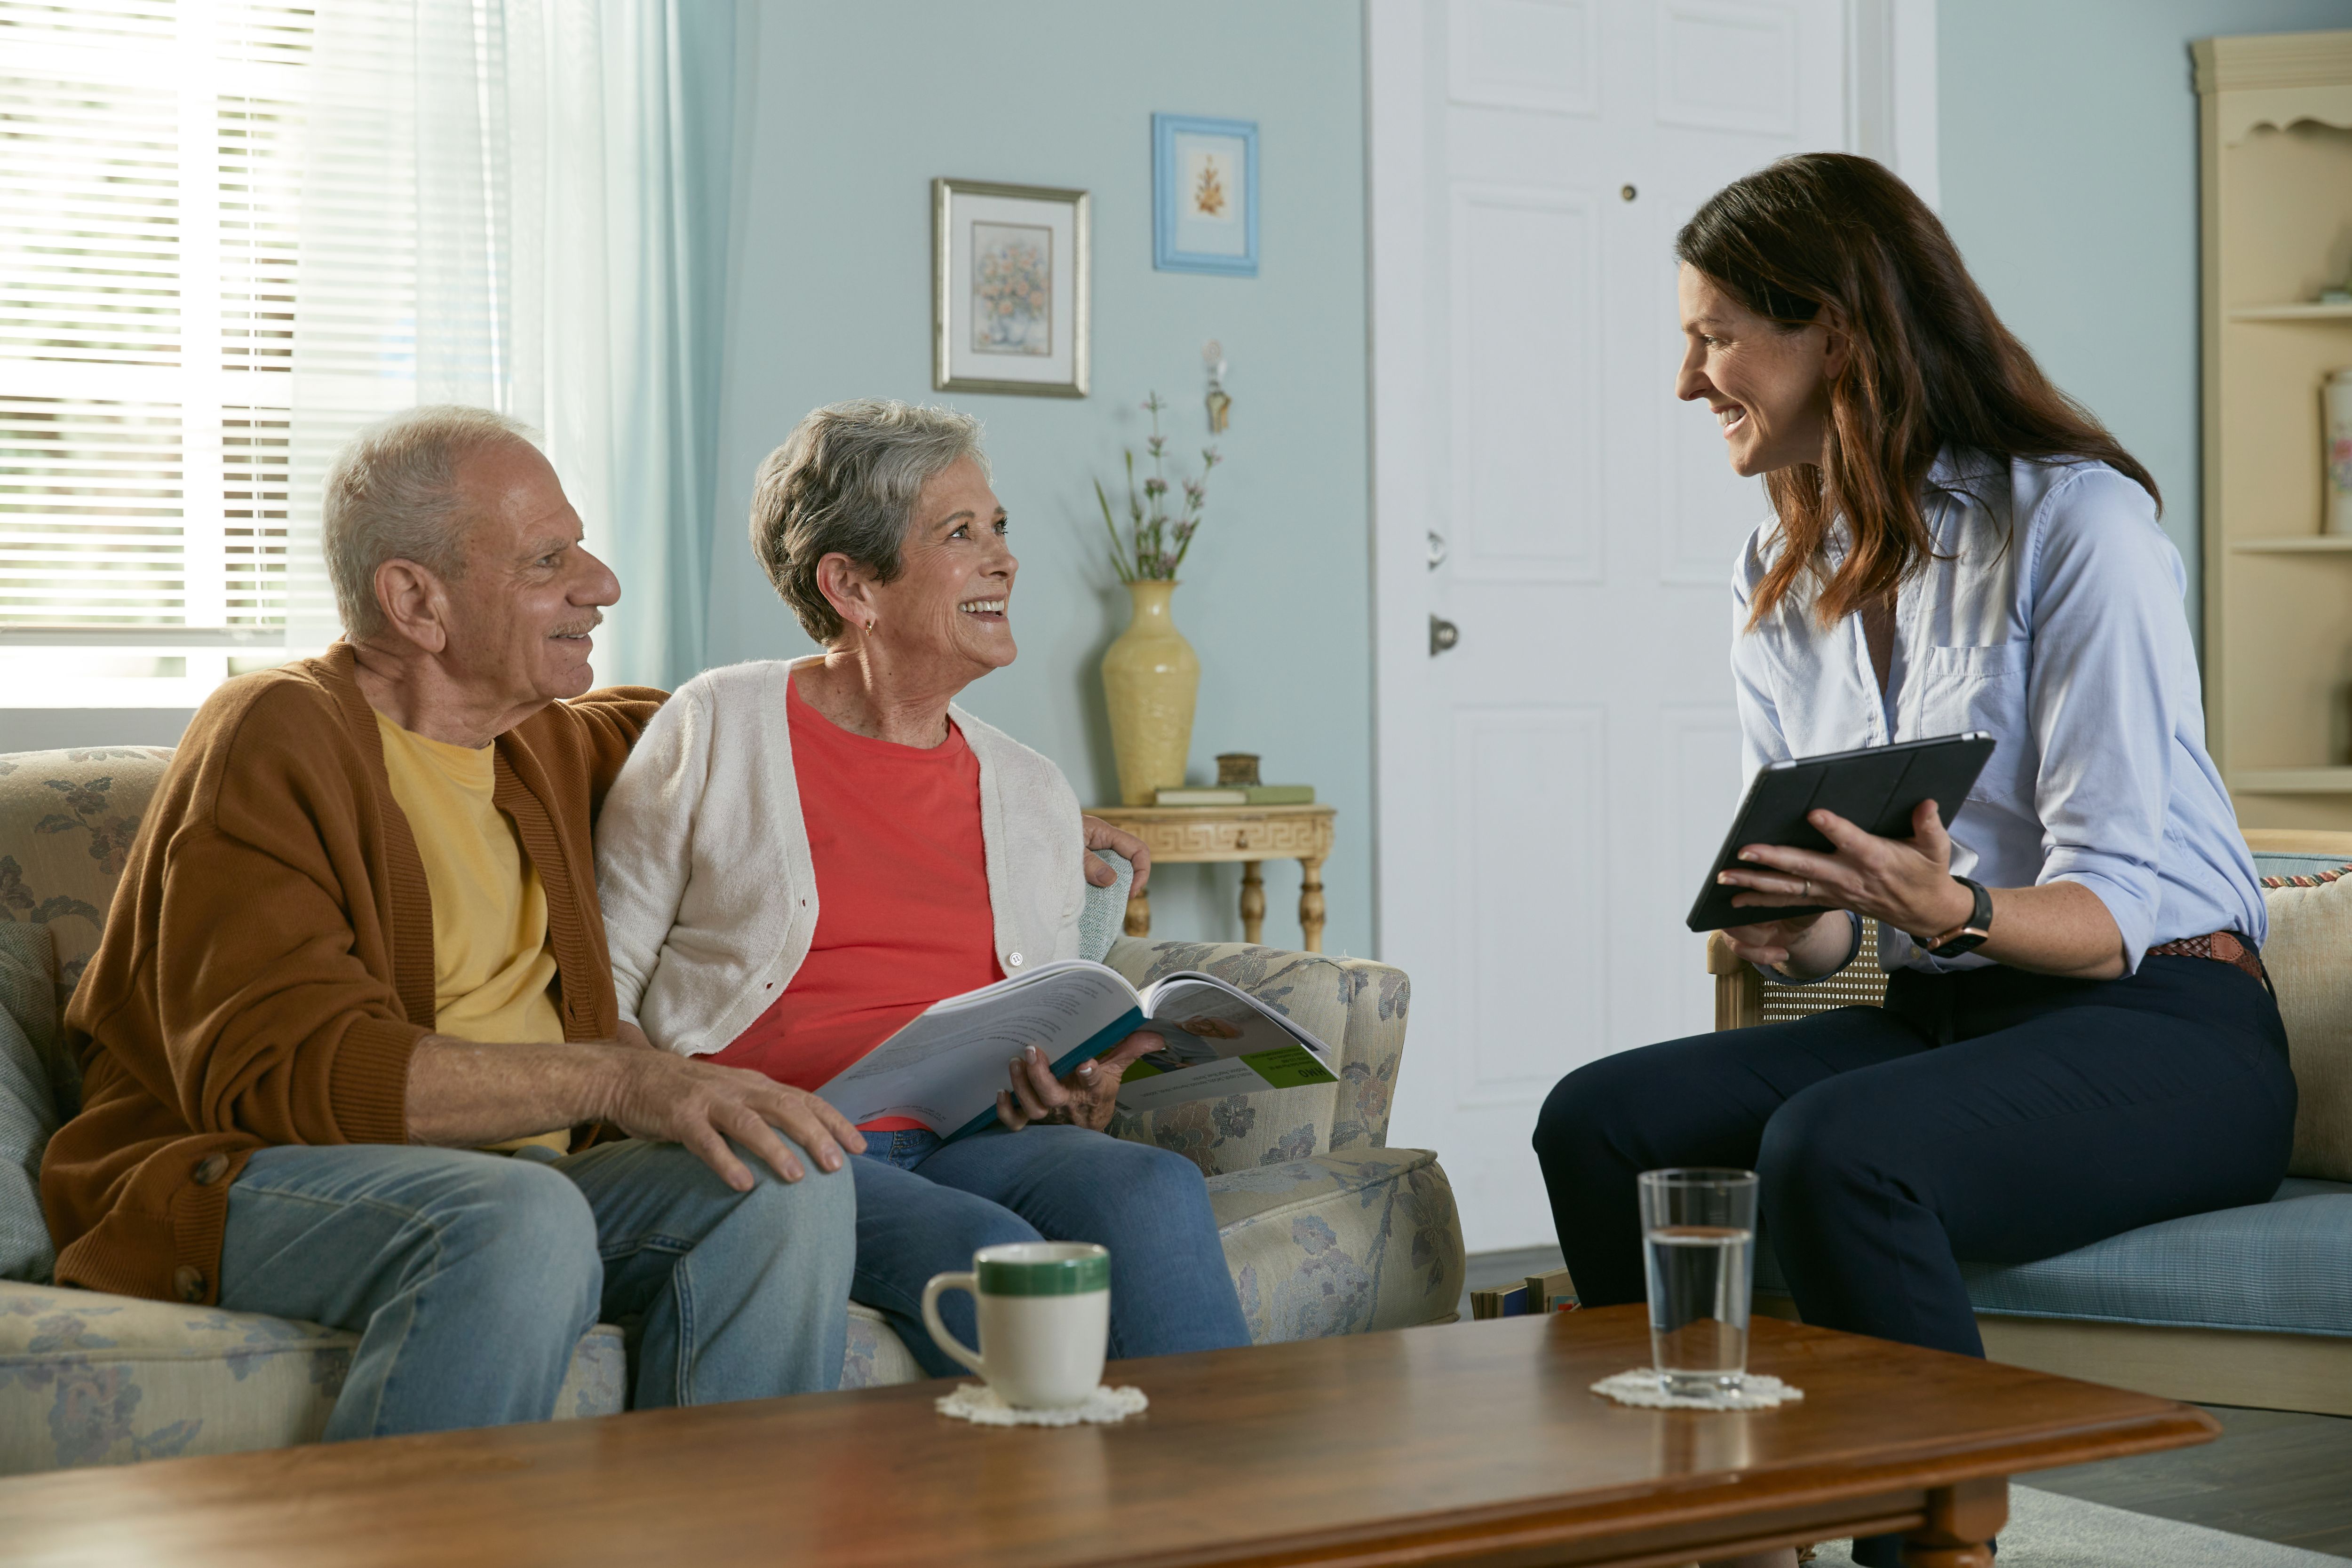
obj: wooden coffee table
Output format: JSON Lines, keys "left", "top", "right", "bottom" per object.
{"left": 0, "top": 1306, "right": 2213, "bottom": 1568}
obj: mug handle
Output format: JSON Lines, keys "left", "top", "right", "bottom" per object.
{"left": 921, "top": 1272, "right": 987, "bottom": 1378}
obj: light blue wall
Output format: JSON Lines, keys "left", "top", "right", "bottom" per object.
{"left": 707, "top": 0, "right": 1374, "bottom": 955}
{"left": 1937, "top": 0, "right": 2352, "bottom": 635}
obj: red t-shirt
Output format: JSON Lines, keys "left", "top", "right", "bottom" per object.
{"left": 710, "top": 677, "right": 1001, "bottom": 1128}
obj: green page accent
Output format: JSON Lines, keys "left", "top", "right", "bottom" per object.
{"left": 1243, "top": 1045, "right": 1338, "bottom": 1090}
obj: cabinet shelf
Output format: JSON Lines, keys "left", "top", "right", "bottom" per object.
{"left": 2228, "top": 301, "right": 2352, "bottom": 321}
{"left": 2231, "top": 536, "right": 2352, "bottom": 553}
{"left": 2232, "top": 768, "right": 2352, "bottom": 795}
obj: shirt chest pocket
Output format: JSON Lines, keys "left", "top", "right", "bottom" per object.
{"left": 1916, "top": 642, "right": 2034, "bottom": 805}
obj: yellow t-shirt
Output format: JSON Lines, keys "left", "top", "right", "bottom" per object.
{"left": 374, "top": 711, "right": 571, "bottom": 1154}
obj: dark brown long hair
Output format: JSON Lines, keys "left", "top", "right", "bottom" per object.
{"left": 1675, "top": 153, "right": 2158, "bottom": 629}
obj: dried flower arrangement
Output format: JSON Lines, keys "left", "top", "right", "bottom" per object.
{"left": 1097, "top": 393, "right": 1222, "bottom": 582}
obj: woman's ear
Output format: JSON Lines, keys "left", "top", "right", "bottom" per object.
{"left": 815, "top": 552, "right": 878, "bottom": 634}
{"left": 1817, "top": 307, "right": 1854, "bottom": 381}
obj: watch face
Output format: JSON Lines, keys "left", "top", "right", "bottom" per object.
{"left": 1931, "top": 930, "right": 1990, "bottom": 958}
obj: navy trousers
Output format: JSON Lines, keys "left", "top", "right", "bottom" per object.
{"left": 1535, "top": 955, "right": 2295, "bottom": 1352}
{"left": 1534, "top": 954, "right": 2296, "bottom": 1565}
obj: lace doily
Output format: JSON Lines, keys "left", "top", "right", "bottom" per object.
{"left": 1591, "top": 1368, "right": 1804, "bottom": 1410}
{"left": 935, "top": 1382, "right": 1150, "bottom": 1426}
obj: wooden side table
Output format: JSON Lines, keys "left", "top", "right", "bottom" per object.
{"left": 1087, "top": 803, "right": 1335, "bottom": 952}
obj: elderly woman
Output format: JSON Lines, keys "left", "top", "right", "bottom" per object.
{"left": 596, "top": 399, "right": 1250, "bottom": 1376}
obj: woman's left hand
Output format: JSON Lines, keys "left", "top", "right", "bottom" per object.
{"left": 1719, "top": 799, "right": 1974, "bottom": 942}
{"left": 996, "top": 1031, "right": 1166, "bottom": 1132}
{"left": 1081, "top": 816, "right": 1152, "bottom": 894}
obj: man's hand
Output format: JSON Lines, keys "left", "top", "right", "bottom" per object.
{"left": 995, "top": 1031, "right": 1165, "bottom": 1132}
{"left": 406, "top": 1036, "right": 867, "bottom": 1188}
{"left": 1082, "top": 815, "right": 1152, "bottom": 893}
{"left": 599, "top": 1049, "right": 867, "bottom": 1191}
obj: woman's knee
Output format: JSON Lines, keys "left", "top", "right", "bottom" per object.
{"left": 1062, "top": 1132, "right": 1211, "bottom": 1219}
{"left": 1756, "top": 1080, "right": 1898, "bottom": 1205}
{"left": 1534, "top": 1047, "right": 1659, "bottom": 1161}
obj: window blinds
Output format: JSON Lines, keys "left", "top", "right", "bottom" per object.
{"left": 0, "top": 0, "right": 312, "bottom": 646}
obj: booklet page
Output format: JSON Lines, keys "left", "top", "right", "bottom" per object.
{"left": 815, "top": 962, "right": 1144, "bottom": 1136}
{"left": 1114, "top": 974, "right": 1336, "bottom": 1115}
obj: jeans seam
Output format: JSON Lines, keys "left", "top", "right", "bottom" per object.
{"left": 671, "top": 1254, "right": 696, "bottom": 1406}
{"left": 344, "top": 1206, "right": 444, "bottom": 1439}
{"left": 596, "top": 1231, "right": 697, "bottom": 1261}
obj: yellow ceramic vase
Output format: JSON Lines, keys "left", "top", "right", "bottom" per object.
{"left": 1101, "top": 579, "right": 1200, "bottom": 806}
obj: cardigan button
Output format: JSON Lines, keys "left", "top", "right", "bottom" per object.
{"left": 191, "top": 1154, "right": 230, "bottom": 1187}
{"left": 173, "top": 1265, "right": 207, "bottom": 1303}
{"left": 1007, "top": 952, "right": 1024, "bottom": 968}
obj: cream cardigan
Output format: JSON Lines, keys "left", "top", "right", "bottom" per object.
{"left": 594, "top": 657, "right": 1086, "bottom": 1057}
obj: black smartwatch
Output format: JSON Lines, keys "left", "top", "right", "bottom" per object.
{"left": 1924, "top": 876, "right": 1994, "bottom": 958}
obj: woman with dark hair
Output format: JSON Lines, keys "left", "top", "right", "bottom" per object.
{"left": 1533, "top": 154, "right": 2293, "bottom": 1568}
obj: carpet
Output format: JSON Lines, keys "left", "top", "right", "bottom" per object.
{"left": 1807, "top": 1485, "right": 2343, "bottom": 1566}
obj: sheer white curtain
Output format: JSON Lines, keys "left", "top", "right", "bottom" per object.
{"left": 289, "top": 0, "right": 736, "bottom": 689}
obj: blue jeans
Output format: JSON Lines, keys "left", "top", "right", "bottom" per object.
{"left": 217, "top": 1137, "right": 855, "bottom": 1440}
{"left": 850, "top": 1125, "right": 1248, "bottom": 1377}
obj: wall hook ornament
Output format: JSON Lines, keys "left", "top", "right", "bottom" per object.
{"left": 1203, "top": 340, "right": 1232, "bottom": 434}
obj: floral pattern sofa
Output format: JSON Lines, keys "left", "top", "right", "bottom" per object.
{"left": 0, "top": 746, "right": 1464, "bottom": 1475}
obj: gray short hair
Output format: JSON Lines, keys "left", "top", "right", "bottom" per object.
{"left": 321, "top": 405, "right": 540, "bottom": 639}
{"left": 749, "top": 399, "right": 987, "bottom": 643}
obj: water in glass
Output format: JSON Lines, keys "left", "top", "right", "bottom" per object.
{"left": 1637, "top": 1168, "right": 1758, "bottom": 1396}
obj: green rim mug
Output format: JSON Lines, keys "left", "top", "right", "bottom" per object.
{"left": 922, "top": 1241, "right": 1112, "bottom": 1410}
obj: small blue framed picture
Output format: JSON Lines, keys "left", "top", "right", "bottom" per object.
{"left": 1153, "top": 114, "right": 1257, "bottom": 277}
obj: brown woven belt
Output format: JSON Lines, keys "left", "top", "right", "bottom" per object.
{"left": 2145, "top": 930, "right": 2265, "bottom": 986}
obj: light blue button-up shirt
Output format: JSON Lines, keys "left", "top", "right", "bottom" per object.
{"left": 1730, "top": 449, "right": 2265, "bottom": 975}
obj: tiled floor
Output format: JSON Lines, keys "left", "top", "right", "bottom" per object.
{"left": 1454, "top": 1246, "right": 2352, "bottom": 1559}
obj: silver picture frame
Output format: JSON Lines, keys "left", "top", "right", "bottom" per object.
{"left": 932, "top": 177, "right": 1090, "bottom": 398}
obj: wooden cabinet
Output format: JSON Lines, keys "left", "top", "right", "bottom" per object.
{"left": 2196, "top": 30, "right": 2352, "bottom": 826}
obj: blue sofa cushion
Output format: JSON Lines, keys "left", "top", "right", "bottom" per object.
{"left": 1756, "top": 1178, "right": 2352, "bottom": 1337}
{"left": 1959, "top": 1178, "right": 2352, "bottom": 1336}
{"left": 2251, "top": 851, "right": 2352, "bottom": 886}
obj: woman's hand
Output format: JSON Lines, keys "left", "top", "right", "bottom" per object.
{"left": 995, "top": 1031, "right": 1166, "bottom": 1132}
{"left": 1718, "top": 799, "right": 1973, "bottom": 944}
{"left": 1719, "top": 910, "right": 1839, "bottom": 975}
{"left": 1082, "top": 816, "right": 1152, "bottom": 893}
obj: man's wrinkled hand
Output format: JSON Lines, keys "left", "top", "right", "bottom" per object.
{"left": 996, "top": 1030, "right": 1165, "bottom": 1133}
{"left": 1081, "top": 815, "right": 1152, "bottom": 894}
{"left": 599, "top": 1048, "right": 866, "bottom": 1191}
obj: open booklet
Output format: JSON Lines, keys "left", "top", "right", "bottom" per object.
{"left": 814, "top": 959, "right": 1339, "bottom": 1140}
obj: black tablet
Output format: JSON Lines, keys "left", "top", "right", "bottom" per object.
{"left": 1685, "top": 732, "right": 1997, "bottom": 933}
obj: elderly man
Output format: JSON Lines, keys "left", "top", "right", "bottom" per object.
{"left": 41, "top": 406, "right": 888, "bottom": 1438}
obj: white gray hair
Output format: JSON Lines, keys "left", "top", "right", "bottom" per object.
{"left": 320, "top": 405, "right": 540, "bottom": 639}
{"left": 749, "top": 399, "right": 987, "bottom": 643}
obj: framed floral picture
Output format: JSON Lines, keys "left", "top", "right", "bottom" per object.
{"left": 932, "top": 178, "right": 1090, "bottom": 398}
{"left": 1153, "top": 114, "right": 1258, "bottom": 277}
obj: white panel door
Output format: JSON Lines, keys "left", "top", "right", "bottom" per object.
{"left": 1369, "top": 0, "right": 1866, "bottom": 1253}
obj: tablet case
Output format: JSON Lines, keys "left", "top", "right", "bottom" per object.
{"left": 1685, "top": 732, "right": 1996, "bottom": 933}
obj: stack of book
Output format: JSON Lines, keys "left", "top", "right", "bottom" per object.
{"left": 1468, "top": 1266, "right": 1579, "bottom": 1320}
{"left": 1152, "top": 784, "right": 1315, "bottom": 806}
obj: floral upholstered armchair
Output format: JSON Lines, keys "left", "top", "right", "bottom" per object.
{"left": 0, "top": 745, "right": 1465, "bottom": 1474}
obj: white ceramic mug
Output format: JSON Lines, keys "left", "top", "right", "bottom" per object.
{"left": 921, "top": 1241, "right": 1110, "bottom": 1409}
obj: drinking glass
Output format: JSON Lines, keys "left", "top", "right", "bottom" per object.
{"left": 1637, "top": 1168, "right": 1759, "bottom": 1396}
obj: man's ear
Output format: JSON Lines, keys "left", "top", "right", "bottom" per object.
{"left": 815, "top": 551, "right": 878, "bottom": 633}
{"left": 373, "top": 558, "right": 452, "bottom": 654}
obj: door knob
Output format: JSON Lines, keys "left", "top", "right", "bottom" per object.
{"left": 1429, "top": 615, "right": 1460, "bottom": 656}
{"left": 1426, "top": 530, "right": 1449, "bottom": 570}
